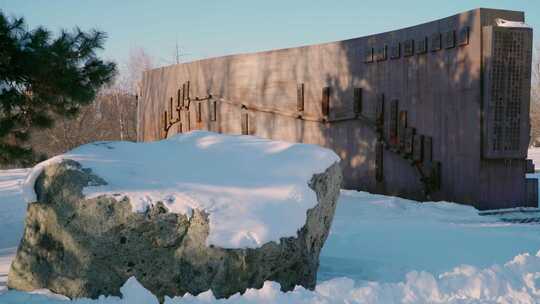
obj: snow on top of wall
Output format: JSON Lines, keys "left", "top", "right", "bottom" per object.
{"left": 496, "top": 18, "right": 530, "bottom": 28}
{"left": 22, "top": 131, "right": 340, "bottom": 249}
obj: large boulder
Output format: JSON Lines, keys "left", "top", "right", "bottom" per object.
{"left": 8, "top": 132, "right": 342, "bottom": 301}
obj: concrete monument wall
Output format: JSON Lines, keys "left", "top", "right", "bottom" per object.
{"left": 138, "top": 8, "right": 536, "bottom": 210}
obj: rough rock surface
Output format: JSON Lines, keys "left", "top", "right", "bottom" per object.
{"left": 8, "top": 159, "right": 342, "bottom": 301}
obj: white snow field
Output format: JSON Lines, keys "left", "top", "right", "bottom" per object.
{"left": 0, "top": 169, "right": 29, "bottom": 251}
{"left": 1, "top": 145, "right": 540, "bottom": 303}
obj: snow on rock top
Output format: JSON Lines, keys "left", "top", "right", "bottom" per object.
{"left": 23, "top": 131, "right": 340, "bottom": 249}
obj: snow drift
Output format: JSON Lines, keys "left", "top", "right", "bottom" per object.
{"left": 4, "top": 250, "right": 540, "bottom": 303}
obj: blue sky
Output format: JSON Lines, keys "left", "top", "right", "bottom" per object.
{"left": 0, "top": 0, "right": 538, "bottom": 67}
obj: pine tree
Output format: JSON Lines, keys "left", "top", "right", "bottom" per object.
{"left": 0, "top": 12, "right": 116, "bottom": 166}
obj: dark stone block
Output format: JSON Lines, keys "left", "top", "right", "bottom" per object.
{"left": 444, "top": 30, "right": 455, "bottom": 49}
{"left": 430, "top": 33, "right": 442, "bottom": 51}
{"left": 458, "top": 27, "right": 469, "bottom": 46}
{"left": 403, "top": 39, "right": 414, "bottom": 57}
{"left": 416, "top": 37, "right": 428, "bottom": 54}
{"left": 390, "top": 43, "right": 401, "bottom": 59}
{"left": 364, "top": 47, "right": 373, "bottom": 63}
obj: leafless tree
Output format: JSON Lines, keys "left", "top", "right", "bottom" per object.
{"left": 24, "top": 48, "right": 156, "bottom": 161}
{"left": 117, "top": 48, "right": 155, "bottom": 94}
{"left": 28, "top": 92, "right": 138, "bottom": 157}
{"left": 105, "top": 48, "right": 155, "bottom": 140}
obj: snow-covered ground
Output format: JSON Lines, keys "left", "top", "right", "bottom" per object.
{"left": 0, "top": 169, "right": 29, "bottom": 251}
{"left": 1, "top": 148, "right": 540, "bottom": 303}
{"left": 320, "top": 191, "right": 540, "bottom": 284}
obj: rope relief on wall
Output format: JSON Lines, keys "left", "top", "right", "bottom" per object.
{"left": 160, "top": 82, "right": 441, "bottom": 199}
{"left": 162, "top": 81, "right": 212, "bottom": 138}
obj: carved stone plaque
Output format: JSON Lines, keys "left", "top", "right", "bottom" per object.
{"left": 375, "top": 45, "right": 387, "bottom": 61}
{"left": 169, "top": 97, "right": 174, "bottom": 121}
{"left": 403, "top": 39, "right": 414, "bottom": 57}
{"left": 163, "top": 111, "right": 168, "bottom": 133}
{"left": 297, "top": 83, "right": 304, "bottom": 112}
{"left": 388, "top": 100, "right": 398, "bottom": 145}
{"left": 176, "top": 105, "right": 183, "bottom": 133}
{"left": 458, "top": 27, "right": 469, "bottom": 46}
{"left": 405, "top": 127, "right": 416, "bottom": 155}
{"left": 185, "top": 81, "right": 190, "bottom": 103}
{"left": 390, "top": 43, "right": 400, "bottom": 59}
{"left": 196, "top": 102, "right": 202, "bottom": 123}
{"left": 430, "top": 33, "right": 442, "bottom": 51}
{"left": 416, "top": 37, "right": 428, "bottom": 54}
{"left": 177, "top": 122, "right": 183, "bottom": 133}
{"left": 444, "top": 30, "right": 455, "bottom": 49}
{"left": 353, "top": 87, "right": 362, "bottom": 114}
{"left": 184, "top": 110, "right": 191, "bottom": 132}
{"left": 398, "top": 111, "right": 408, "bottom": 150}
{"left": 180, "top": 84, "right": 186, "bottom": 107}
{"left": 483, "top": 27, "right": 532, "bottom": 159}
{"left": 210, "top": 101, "right": 217, "bottom": 121}
{"left": 241, "top": 112, "right": 249, "bottom": 135}
{"left": 177, "top": 89, "right": 183, "bottom": 108}
{"left": 322, "top": 87, "right": 331, "bottom": 117}
{"left": 424, "top": 136, "right": 432, "bottom": 162}
{"left": 376, "top": 94, "right": 385, "bottom": 127}
{"left": 527, "top": 178, "right": 539, "bottom": 206}
{"left": 375, "top": 141, "right": 384, "bottom": 182}
{"left": 424, "top": 161, "right": 442, "bottom": 191}
{"left": 364, "top": 47, "right": 374, "bottom": 63}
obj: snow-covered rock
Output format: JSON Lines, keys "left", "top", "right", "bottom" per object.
{"left": 8, "top": 131, "right": 342, "bottom": 301}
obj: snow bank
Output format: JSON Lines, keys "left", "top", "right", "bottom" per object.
{"left": 320, "top": 190, "right": 540, "bottom": 283}
{"left": 169, "top": 251, "right": 540, "bottom": 303}
{"left": 21, "top": 131, "right": 340, "bottom": 249}
{"left": 0, "top": 169, "right": 30, "bottom": 248}
{"left": 3, "top": 251, "right": 540, "bottom": 303}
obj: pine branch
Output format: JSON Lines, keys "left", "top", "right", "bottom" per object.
{"left": 0, "top": 12, "right": 117, "bottom": 165}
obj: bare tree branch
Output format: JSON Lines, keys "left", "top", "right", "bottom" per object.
{"left": 21, "top": 47, "right": 156, "bottom": 161}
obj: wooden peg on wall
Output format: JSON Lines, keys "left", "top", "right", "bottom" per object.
{"left": 353, "top": 88, "right": 362, "bottom": 114}
{"left": 241, "top": 112, "right": 249, "bottom": 135}
{"left": 163, "top": 111, "right": 168, "bottom": 132}
{"left": 169, "top": 97, "right": 173, "bottom": 121}
{"left": 210, "top": 101, "right": 217, "bottom": 121}
{"left": 322, "top": 87, "right": 330, "bottom": 117}
{"left": 297, "top": 83, "right": 304, "bottom": 112}
{"left": 375, "top": 141, "right": 384, "bottom": 182}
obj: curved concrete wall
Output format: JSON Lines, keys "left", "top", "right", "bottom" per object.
{"left": 138, "top": 8, "right": 535, "bottom": 210}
